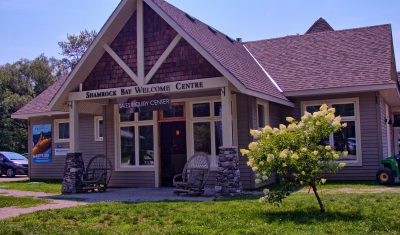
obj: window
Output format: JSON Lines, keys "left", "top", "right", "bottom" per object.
{"left": 302, "top": 98, "right": 362, "bottom": 166}
{"left": 160, "top": 103, "right": 185, "bottom": 120}
{"left": 116, "top": 108, "right": 156, "bottom": 170}
{"left": 190, "top": 100, "right": 223, "bottom": 167}
{"left": 94, "top": 116, "right": 104, "bottom": 141}
{"left": 257, "top": 101, "right": 269, "bottom": 129}
{"left": 54, "top": 119, "right": 70, "bottom": 143}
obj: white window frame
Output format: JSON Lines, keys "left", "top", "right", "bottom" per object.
{"left": 94, "top": 116, "right": 104, "bottom": 142}
{"left": 256, "top": 99, "right": 270, "bottom": 130}
{"left": 189, "top": 99, "right": 223, "bottom": 168}
{"left": 114, "top": 106, "right": 157, "bottom": 171}
{"left": 301, "top": 97, "right": 362, "bottom": 166}
{"left": 54, "top": 119, "right": 70, "bottom": 143}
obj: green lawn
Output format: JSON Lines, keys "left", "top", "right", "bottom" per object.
{"left": 0, "top": 196, "right": 49, "bottom": 208}
{"left": 0, "top": 180, "right": 61, "bottom": 194}
{"left": 0, "top": 190, "right": 399, "bottom": 234}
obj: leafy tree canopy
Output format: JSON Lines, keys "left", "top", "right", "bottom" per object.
{"left": 0, "top": 30, "right": 97, "bottom": 153}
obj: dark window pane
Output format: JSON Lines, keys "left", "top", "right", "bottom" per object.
{"left": 258, "top": 104, "right": 265, "bottom": 128}
{"left": 163, "top": 105, "right": 184, "bottom": 118}
{"left": 215, "top": 121, "right": 223, "bottom": 155}
{"left": 306, "top": 105, "right": 321, "bottom": 114}
{"left": 120, "top": 127, "right": 135, "bottom": 166}
{"left": 334, "top": 121, "right": 357, "bottom": 160}
{"left": 394, "top": 114, "right": 400, "bottom": 127}
{"left": 139, "top": 125, "right": 154, "bottom": 165}
{"left": 99, "top": 120, "right": 104, "bottom": 138}
{"left": 120, "top": 112, "right": 135, "bottom": 122}
{"left": 139, "top": 111, "right": 153, "bottom": 121}
{"left": 214, "top": 102, "right": 222, "bottom": 116}
{"left": 193, "top": 103, "right": 210, "bottom": 117}
{"left": 332, "top": 103, "right": 355, "bottom": 117}
{"left": 193, "top": 122, "right": 211, "bottom": 154}
{"left": 58, "top": 122, "right": 70, "bottom": 139}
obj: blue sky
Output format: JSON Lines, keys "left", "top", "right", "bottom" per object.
{"left": 1, "top": 0, "right": 400, "bottom": 68}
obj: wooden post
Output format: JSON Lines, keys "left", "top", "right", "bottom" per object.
{"left": 221, "top": 86, "right": 233, "bottom": 147}
{"left": 137, "top": 0, "right": 144, "bottom": 85}
{"left": 69, "top": 100, "right": 80, "bottom": 153}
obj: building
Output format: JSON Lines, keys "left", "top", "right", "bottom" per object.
{"left": 13, "top": 0, "right": 400, "bottom": 189}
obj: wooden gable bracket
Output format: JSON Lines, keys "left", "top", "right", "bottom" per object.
{"left": 144, "top": 34, "right": 182, "bottom": 84}
{"left": 102, "top": 43, "right": 142, "bottom": 86}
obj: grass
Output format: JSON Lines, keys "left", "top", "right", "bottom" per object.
{"left": 0, "top": 180, "right": 61, "bottom": 194}
{"left": 0, "top": 196, "right": 49, "bottom": 208}
{"left": 0, "top": 188, "right": 399, "bottom": 234}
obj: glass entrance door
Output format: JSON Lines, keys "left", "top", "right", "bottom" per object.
{"left": 160, "top": 121, "right": 187, "bottom": 187}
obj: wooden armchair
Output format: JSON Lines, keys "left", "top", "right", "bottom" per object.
{"left": 173, "top": 153, "right": 210, "bottom": 196}
{"left": 82, "top": 155, "right": 112, "bottom": 192}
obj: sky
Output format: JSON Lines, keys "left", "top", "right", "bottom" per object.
{"left": 1, "top": 0, "right": 400, "bottom": 67}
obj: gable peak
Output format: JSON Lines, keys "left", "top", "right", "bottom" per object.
{"left": 305, "top": 17, "right": 334, "bottom": 34}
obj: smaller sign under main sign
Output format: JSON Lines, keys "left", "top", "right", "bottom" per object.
{"left": 119, "top": 95, "right": 171, "bottom": 113}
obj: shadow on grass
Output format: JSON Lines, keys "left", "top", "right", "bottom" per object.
{"left": 260, "top": 209, "right": 363, "bottom": 224}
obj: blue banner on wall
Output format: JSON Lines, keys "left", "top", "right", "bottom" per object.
{"left": 32, "top": 124, "right": 52, "bottom": 163}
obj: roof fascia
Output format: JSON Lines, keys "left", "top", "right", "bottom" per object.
{"left": 145, "top": 0, "right": 292, "bottom": 107}
{"left": 12, "top": 111, "right": 69, "bottom": 120}
{"left": 49, "top": 0, "right": 134, "bottom": 110}
{"left": 283, "top": 83, "right": 398, "bottom": 97}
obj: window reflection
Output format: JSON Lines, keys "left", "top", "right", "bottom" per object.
{"left": 334, "top": 121, "right": 357, "bottom": 160}
{"left": 215, "top": 121, "right": 223, "bottom": 154}
{"left": 120, "top": 126, "right": 135, "bottom": 166}
{"left": 193, "top": 122, "right": 211, "bottom": 154}
{"left": 139, "top": 125, "right": 154, "bottom": 165}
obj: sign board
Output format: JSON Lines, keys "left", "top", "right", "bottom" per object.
{"left": 55, "top": 148, "right": 69, "bottom": 156}
{"left": 119, "top": 95, "right": 170, "bottom": 113}
{"left": 32, "top": 124, "right": 52, "bottom": 163}
{"left": 69, "top": 77, "right": 228, "bottom": 101}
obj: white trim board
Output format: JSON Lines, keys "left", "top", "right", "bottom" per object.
{"left": 69, "top": 77, "right": 228, "bottom": 101}
{"left": 49, "top": 0, "right": 136, "bottom": 110}
{"left": 144, "top": 34, "right": 182, "bottom": 84}
{"left": 103, "top": 44, "right": 140, "bottom": 85}
{"left": 243, "top": 44, "right": 283, "bottom": 92}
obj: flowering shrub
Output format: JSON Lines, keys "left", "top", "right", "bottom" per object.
{"left": 241, "top": 104, "right": 347, "bottom": 212}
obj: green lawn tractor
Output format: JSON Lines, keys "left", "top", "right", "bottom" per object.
{"left": 376, "top": 155, "right": 400, "bottom": 185}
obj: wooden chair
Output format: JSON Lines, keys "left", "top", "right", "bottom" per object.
{"left": 82, "top": 155, "right": 112, "bottom": 192}
{"left": 173, "top": 153, "right": 210, "bottom": 196}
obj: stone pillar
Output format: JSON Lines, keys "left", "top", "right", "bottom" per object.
{"left": 215, "top": 147, "right": 242, "bottom": 196}
{"left": 61, "top": 153, "right": 85, "bottom": 194}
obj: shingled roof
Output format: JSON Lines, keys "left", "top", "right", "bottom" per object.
{"left": 12, "top": 76, "right": 68, "bottom": 117}
{"left": 148, "top": 0, "right": 288, "bottom": 102}
{"left": 245, "top": 24, "right": 397, "bottom": 94}
{"left": 13, "top": 1, "right": 398, "bottom": 117}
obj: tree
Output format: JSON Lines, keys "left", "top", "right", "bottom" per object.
{"left": 0, "top": 29, "right": 97, "bottom": 153}
{"left": 0, "top": 55, "right": 56, "bottom": 153}
{"left": 57, "top": 29, "right": 97, "bottom": 72}
{"left": 240, "top": 104, "right": 347, "bottom": 212}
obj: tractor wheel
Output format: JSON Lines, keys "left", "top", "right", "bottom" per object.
{"left": 376, "top": 168, "right": 395, "bottom": 186}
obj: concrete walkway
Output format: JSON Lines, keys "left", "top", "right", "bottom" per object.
{"left": 51, "top": 187, "right": 215, "bottom": 203}
{"left": 0, "top": 189, "right": 86, "bottom": 220}
{"left": 0, "top": 187, "right": 215, "bottom": 219}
